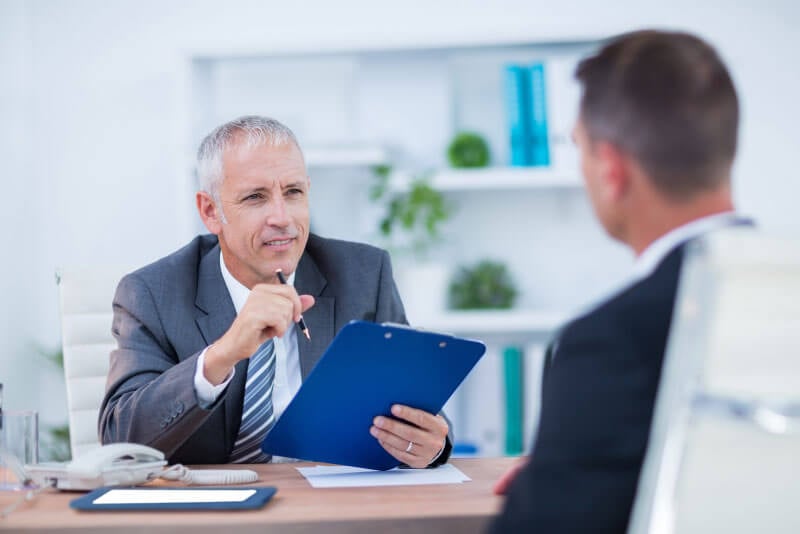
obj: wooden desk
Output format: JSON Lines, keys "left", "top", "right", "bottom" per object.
{"left": 0, "top": 457, "right": 514, "bottom": 533}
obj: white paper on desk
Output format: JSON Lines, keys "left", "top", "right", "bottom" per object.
{"left": 296, "top": 463, "right": 471, "bottom": 488}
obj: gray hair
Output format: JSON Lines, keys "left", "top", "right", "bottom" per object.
{"left": 196, "top": 115, "right": 303, "bottom": 201}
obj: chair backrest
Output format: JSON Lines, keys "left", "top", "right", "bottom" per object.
{"left": 56, "top": 265, "right": 132, "bottom": 459}
{"left": 629, "top": 228, "right": 800, "bottom": 534}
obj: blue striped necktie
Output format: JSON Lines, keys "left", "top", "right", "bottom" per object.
{"left": 230, "top": 339, "right": 276, "bottom": 463}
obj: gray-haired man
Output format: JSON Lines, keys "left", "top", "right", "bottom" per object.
{"left": 100, "top": 116, "right": 451, "bottom": 467}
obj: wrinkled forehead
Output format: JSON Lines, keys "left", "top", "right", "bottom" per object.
{"left": 221, "top": 139, "right": 308, "bottom": 189}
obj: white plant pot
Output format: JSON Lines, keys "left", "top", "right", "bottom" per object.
{"left": 394, "top": 261, "right": 450, "bottom": 324}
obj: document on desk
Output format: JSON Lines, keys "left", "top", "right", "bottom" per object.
{"left": 297, "top": 463, "right": 470, "bottom": 488}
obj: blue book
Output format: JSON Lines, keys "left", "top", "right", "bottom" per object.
{"left": 504, "top": 65, "right": 531, "bottom": 166}
{"left": 527, "top": 62, "right": 551, "bottom": 166}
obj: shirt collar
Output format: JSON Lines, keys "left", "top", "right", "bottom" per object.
{"left": 219, "top": 252, "right": 296, "bottom": 314}
{"left": 631, "top": 211, "right": 740, "bottom": 280}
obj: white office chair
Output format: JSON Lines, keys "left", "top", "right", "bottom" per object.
{"left": 629, "top": 228, "right": 800, "bottom": 534}
{"left": 56, "top": 265, "right": 133, "bottom": 459}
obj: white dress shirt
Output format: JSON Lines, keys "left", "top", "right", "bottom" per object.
{"left": 559, "top": 211, "right": 742, "bottom": 327}
{"left": 193, "top": 253, "right": 303, "bottom": 421}
{"left": 630, "top": 211, "right": 740, "bottom": 281}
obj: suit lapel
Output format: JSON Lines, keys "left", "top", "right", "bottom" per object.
{"left": 193, "top": 245, "right": 246, "bottom": 453}
{"left": 195, "top": 244, "right": 236, "bottom": 345}
{"left": 295, "top": 250, "right": 335, "bottom": 379}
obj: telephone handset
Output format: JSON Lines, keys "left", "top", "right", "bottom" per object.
{"left": 68, "top": 442, "right": 165, "bottom": 476}
{"left": 23, "top": 443, "right": 259, "bottom": 490}
{"left": 25, "top": 442, "right": 167, "bottom": 490}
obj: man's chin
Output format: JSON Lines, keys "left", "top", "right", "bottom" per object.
{"left": 259, "top": 252, "right": 300, "bottom": 276}
{"left": 258, "top": 236, "right": 307, "bottom": 275}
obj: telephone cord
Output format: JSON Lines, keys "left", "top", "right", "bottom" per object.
{"left": 158, "top": 464, "right": 259, "bottom": 485}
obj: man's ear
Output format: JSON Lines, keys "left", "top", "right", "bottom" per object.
{"left": 595, "top": 141, "right": 630, "bottom": 201}
{"left": 196, "top": 191, "right": 223, "bottom": 235}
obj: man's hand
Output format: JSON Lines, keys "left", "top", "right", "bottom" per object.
{"left": 204, "top": 283, "right": 314, "bottom": 384}
{"left": 370, "top": 404, "right": 449, "bottom": 468}
{"left": 493, "top": 456, "right": 529, "bottom": 495}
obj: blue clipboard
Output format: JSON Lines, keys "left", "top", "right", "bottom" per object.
{"left": 261, "top": 320, "right": 486, "bottom": 470}
{"left": 70, "top": 486, "right": 277, "bottom": 511}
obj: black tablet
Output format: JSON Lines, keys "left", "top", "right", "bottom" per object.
{"left": 70, "top": 486, "right": 277, "bottom": 511}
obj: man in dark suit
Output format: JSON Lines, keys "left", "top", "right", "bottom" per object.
{"left": 491, "top": 30, "right": 743, "bottom": 531}
{"left": 100, "top": 116, "right": 451, "bottom": 467}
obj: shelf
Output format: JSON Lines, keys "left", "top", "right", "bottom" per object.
{"left": 416, "top": 309, "right": 567, "bottom": 343}
{"left": 391, "top": 167, "right": 583, "bottom": 192}
{"left": 304, "top": 146, "right": 388, "bottom": 168}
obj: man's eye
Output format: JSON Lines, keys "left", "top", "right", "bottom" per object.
{"left": 287, "top": 188, "right": 304, "bottom": 197}
{"left": 243, "top": 193, "right": 263, "bottom": 202}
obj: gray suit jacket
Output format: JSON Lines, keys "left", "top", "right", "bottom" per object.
{"left": 100, "top": 233, "right": 411, "bottom": 464}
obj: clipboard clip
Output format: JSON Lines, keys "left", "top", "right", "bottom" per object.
{"left": 380, "top": 322, "right": 457, "bottom": 341}
{"left": 380, "top": 322, "right": 419, "bottom": 330}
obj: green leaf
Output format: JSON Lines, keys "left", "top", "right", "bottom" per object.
{"left": 367, "top": 170, "right": 454, "bottom": 260}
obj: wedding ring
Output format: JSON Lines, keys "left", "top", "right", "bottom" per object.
{"left": 405, "top": 441, "right": 414, "bottom": 453}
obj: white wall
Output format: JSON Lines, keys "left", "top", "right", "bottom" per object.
{"left": 0, "top": 0, "right": 37, "bottom": 417}
{"left": 1, "top": 0, "right": 798, "bottom": 432}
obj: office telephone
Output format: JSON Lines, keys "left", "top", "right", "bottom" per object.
{"left": 24, "top": 442, "right": 168, "bottom": 490}
{"left": 21, "top": 442, "right": 259, "bottom": 490}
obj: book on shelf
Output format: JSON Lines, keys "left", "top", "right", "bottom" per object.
{"left": 445, "top": 341, "right": 551, "bottom": 457}
{"left": 522, "top": 342, "right": 548, "bottom": 452}
{"left": 543, "top": 56, "right": 582, "bottom": 175}
{"left": 527, "top": 63, "right": 551, "bottom": 167}
{"left": 451, "top": 344, "right": 504, "bottom": 457}
{"left": 502, "top": 345, "right": 525, "bottom": 456}
{"left": 504, "top": 65, "right": 532, "bottom": 167}
{"left": 503, "top": 62, "right": 552, "bottom": 168}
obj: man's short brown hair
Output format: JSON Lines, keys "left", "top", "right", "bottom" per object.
{"left": 576, "top": 30, "right": 739, "bottom": 199}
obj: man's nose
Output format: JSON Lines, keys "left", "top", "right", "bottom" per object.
{"left": 265, "top": 196, "right": 290, "bottom": 227}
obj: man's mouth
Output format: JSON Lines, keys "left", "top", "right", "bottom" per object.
{"left": 264, "top": 237, "right": 294, "bottom": 246}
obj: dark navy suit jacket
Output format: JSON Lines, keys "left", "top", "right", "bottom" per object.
{"left": 491, "top": 245, "right": 685, "bottom": 533}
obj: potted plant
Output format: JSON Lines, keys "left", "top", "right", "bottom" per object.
{"left": 369, "top": 165, "right": 452, "bottom": 258}
{"left": 369, "top": 165, "right": 454, "bottom": 321}
{"left": 448, "top": 260, "right": 518, "bottom": 310}
{"left": 447, "top": 131, "right": 491, "bottom": 169}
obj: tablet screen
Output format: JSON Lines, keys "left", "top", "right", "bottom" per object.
{"left": 93, "top": 488, "right": 257, "bottom": 505}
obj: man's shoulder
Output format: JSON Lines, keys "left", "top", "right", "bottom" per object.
{"left": 127, "top": 234, "right": 218, "bottom": 284}
{"left": 568, "top": 245, "right": 685, "bottom": 338}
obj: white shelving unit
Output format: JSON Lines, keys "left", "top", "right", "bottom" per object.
{"left": 190, "top": 37, "right": 633, "bottom": 458}
{"left": 418, "top": 309, "right": 567, "bottom": 344}
{"left": 189, "top": 38, "right": 616, "bottom": 338}
{"left": 305, "top": 146, "right": 388, "bottom": 168}
{"left": 390, "top": 167, "right": 583, "bottom": 193}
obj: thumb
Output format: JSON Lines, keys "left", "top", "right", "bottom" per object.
{"left": 493, "top": 458, "right": 527, "bottom": 495}
{"left": 299, "top": 294, "right": 315, "bottom": 314}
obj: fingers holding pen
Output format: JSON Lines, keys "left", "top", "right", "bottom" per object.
{"left": 205, "top": 282, "right": 314, "bottom": 383}
{"left": 219, "top": 284, "right": 302, "bottom": 361}
{"left": 274, "top": 269, "right": 315, "bottom": 326}
{"left": 245, "top": 283, "right": 304, "bottom": 337}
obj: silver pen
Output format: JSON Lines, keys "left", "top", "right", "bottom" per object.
{"left": 275, "top": 270, "right": 311, "bottom": 340}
